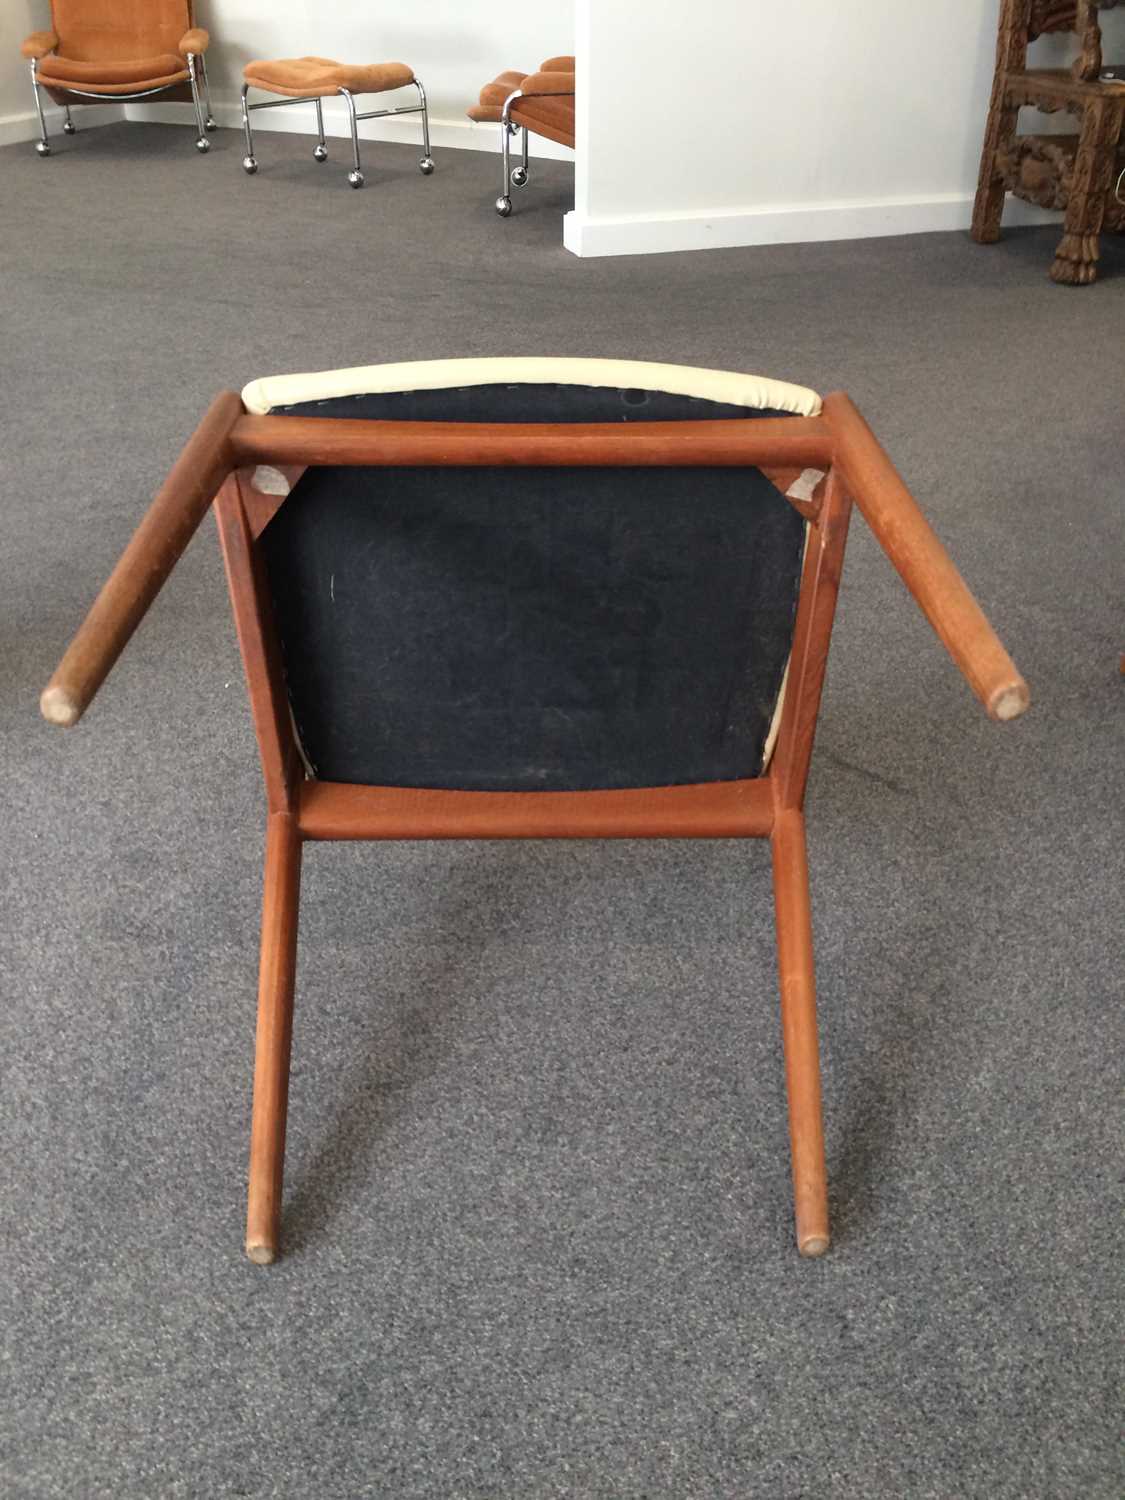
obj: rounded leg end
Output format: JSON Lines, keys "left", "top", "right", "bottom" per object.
{"left": 799, "top": 1233, "right": 830, "bottom": 1258}
{"left": 40, "top": 686, "right": 80, "bottom": 726}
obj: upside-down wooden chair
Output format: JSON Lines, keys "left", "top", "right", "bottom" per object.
{"left": 972, "top": 0, "right": 1125, "bottom": 283}
{"left": 21, "top": 0, "right": 215, "bottom": 158}
{"left": 467, "top": 58, "right": 575, "bottom": 215}
{"left": 41, "top": 358, "right": 1029, "bottom": 1265}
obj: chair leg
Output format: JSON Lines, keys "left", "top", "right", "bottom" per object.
{"left": 240, "top": 83, "right": 258, "bottom": 173}
{"left": 415, "top": 78, "right": 434, "bottom": 174}
{"left": 1050, "top": 97, "right": 1122, "bottom": 285}
{"left": 496, "top": 117, "right": 515, "bottom": 216}
{"left": 198, "top": 52, "right": 216, "bottom": 131}
{"left": 29, "top": 62, "right": 50, "bottom": 157}
{"left": 62, "top": 102, "right": 76, "bottom": 135}
{"left": 245, "top": 811, "right": 302, "bottom": 1265}
{"left": 339, "top": 88, "right": 364, "bottom": 188}
{"left": 511, "top": 126, "right": 530, "bottom": 189}
{"left": 970, "top": 94, "right": 1018, "bottom": 244}
{"left": 770, "top": 809, "right": 830, "bottom": 1257}
{"left": 187, "top": 54, "right": 211, "bottom": 153}
{"left": 313, "top": 97, "right": 327, "bottom": 162}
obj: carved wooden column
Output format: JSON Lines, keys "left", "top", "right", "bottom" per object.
{"left": 1051, "top": 93, "right": 1125, "bottom": 280}
{"left": 1072, "top": 0, "right": 1105, "bottom": 79}
{"left": 972, "top": 0, "right": 1031, "bottom": 243}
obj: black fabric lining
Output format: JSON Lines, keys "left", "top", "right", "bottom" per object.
{"left": 273, "top": 381, "right": 798, "bottom": 425}
{"left": 260, "top": 384, "right": 805, "bottom": 792}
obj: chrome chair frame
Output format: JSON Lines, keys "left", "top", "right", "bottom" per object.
{"left": 240, "top": 78, "right": 433, "bottom": 189}
{"left": 30, "top": 49, "right": 215, "bottom": 157}
{"left": 495, "top": 86, "right": 574, "bottom": 217}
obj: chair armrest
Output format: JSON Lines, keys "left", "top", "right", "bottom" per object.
{"left": 179, "top": 27, "right": 210, "bottom": 56}
{"left": 21, "top": 30, "right": 59, "bottom": 60}
{"left": 40, "top": 392, "right": 242, "bottom": 727}
{"left": 823, "top": 392, "right": 1029, "bottom": 722}
{"left": 519, "top": 71, "right": 575, "bottom": 96}
{"left": 541, "top": 56, "right": 576, "bottom": 73}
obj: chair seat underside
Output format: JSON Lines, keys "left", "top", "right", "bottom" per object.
{"left": 260, "top": 384, "right": 807, "bottom": 793}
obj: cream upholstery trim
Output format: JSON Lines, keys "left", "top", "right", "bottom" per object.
{"left": 241, "top": 358, "right": 822, "bottom": 417}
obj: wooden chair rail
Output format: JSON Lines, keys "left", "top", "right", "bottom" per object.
{"left": 298, "top": 778, "right": 777, "bottom": 842}
{"left": 228, "top": 414, "right": 835, "bottom": 470}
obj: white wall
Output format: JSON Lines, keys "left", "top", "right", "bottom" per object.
{"left": 0, "top": 2, "right": 574, "bottom": 156}
{"left": 0, "top": 0, "right": 39, "bottom": 139}
{"left": 130, "top": 0, "right": 574, "bottom": 159}
{"left": 566, "top": 0, "right": 1113, "bottom": 257}
{"left": 0, "top": 0, "right": 124, "bottom": 145}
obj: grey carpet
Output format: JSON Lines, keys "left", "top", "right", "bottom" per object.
{"left": 1, "top": 122, "right": 1122, "bottom": 1499}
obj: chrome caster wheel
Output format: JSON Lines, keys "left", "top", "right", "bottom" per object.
{"left": 205, "top": 116, "right": 217, "bottom": 132}
{"left": 495, "top": 195, "right": 513, "bottom": 217}
{"left": 242, "top": 155, "right": 258, "bottom": 174}
{"left": 313, "top": 144, "right": 328, "bottom": 162}
{"left": 348, "top": 169, "right": 365, "bottom": 189}
{"left": 62, "top": 121, "right": 77, "bottom": 136}
{"left": 511, "top": 165, "right": 528, "bottom": 187}
{"left": 195, "top": 136, "right": 211, "bottom": 153}
{"left": 419, "top": 155, "right": 435, "bottom": 175}
{"left": 35, "top": 140, "right": 51, "bottom": 157}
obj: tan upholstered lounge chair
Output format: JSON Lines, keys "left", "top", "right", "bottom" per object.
{"left": 21, "top": 0, "right": 215, "bottom": 158}
{"left": 468, "top": 56, "right": 575, "bottom": 215}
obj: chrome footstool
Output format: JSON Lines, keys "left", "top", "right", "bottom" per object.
{"left": 240, "top": 56, "right": 433, "bottom": 188}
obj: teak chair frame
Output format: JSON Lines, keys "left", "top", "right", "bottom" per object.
{"left": 41, "top": 393, "right": 1029, "bottom": 1264}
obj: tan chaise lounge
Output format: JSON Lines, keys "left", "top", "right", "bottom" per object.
{"left": 22, "top": 0, "right": 215, "bottom": 157}
{"left": 241, "top": 56, "right": 433, "bottom": 189}
{"left": 468, "top": 56, "right": 575, "bottom": 215}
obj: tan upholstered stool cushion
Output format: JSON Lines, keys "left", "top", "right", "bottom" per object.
{"left": 243, "top": 56, "right": 414, "bottom": 98}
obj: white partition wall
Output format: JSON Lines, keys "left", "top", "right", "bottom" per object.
{"left": 566, "top": 0, "right": 1084, "bottom": 258}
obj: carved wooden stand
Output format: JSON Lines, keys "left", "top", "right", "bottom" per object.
{"left": 972, "top": 0, "right": 1125, "bottom": 284}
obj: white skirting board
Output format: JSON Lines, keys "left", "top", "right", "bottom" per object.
{"left": 124, "top": 98, "right": 574, "bottom": 162}
{"left": 0, "top": 101, "right": 124, "bottom": 148}
{"left": 5, "top": 96, "right": 1061, "bottom": 259}
{"left": 563, "top": 195, "right": 1063, "bottom": 258}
